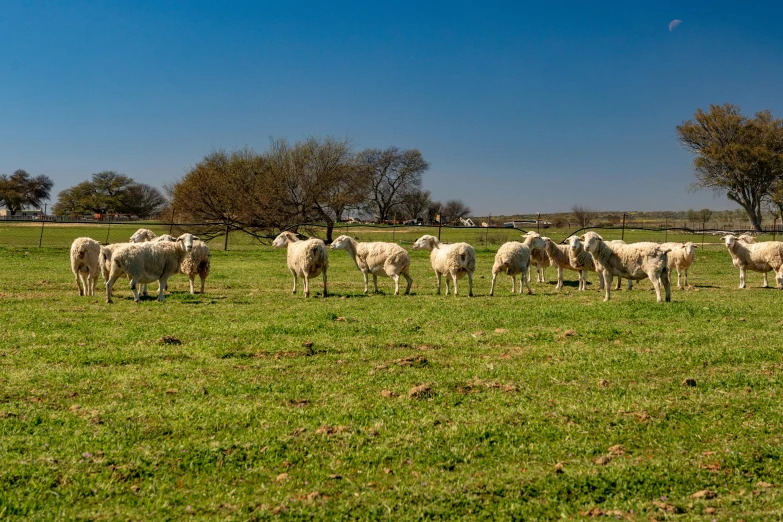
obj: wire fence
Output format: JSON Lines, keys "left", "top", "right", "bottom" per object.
{"left": 0, "top": 218, "right": 780, "bottom": 251}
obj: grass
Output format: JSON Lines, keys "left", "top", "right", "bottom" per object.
{"left": 1, "top": 239, "right": 783, "bottom": 520}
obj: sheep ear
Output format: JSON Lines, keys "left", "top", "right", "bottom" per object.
{"left": 578, "top": 235, "right": 585, "bottom": 240}
{"left": 193, "top": 236, "right": 200, "bottom": 241}
{"left": 693, "top": 245, "right": 698, "bottom": 248}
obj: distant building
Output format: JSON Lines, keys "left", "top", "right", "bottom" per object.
{"left": 0, "top": 209, "right": 43, "bottom": 219}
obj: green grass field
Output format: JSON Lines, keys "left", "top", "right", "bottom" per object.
{"left": 2, "top": 232, "right": 782, "bottom": 520}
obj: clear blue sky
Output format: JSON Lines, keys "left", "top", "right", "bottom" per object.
{"left": 2, "top": 1, "right": 782, "bottom": 215}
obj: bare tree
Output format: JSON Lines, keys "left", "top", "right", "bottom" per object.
{"left": 358, "top": 147, "right": 430, "bottom": 222}
{"left": 399, "top": 189, "right": 432, "bottom": 221}
{"left": 571, "top": 205, "right": 596, "bottom": 228}
{"left": 440, "top": 199, "right": 472, "bottom": 225}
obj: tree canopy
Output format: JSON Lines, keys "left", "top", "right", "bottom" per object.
{"left": 53, "top": 171, "right": 166, "bottom": 218}
{"left": 677, "top": 103, "right": 783, "bottom": 231}
{"left": 358, "top": 147, "right": 430, "bottom": 222}
{"left": 0, "top": 169, "right": 54, "bottom": 215}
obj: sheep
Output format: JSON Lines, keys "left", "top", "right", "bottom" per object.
{"left": 330, "top": 235, "right": 412, "bottom": 295}
{"left": 566, "top": 235, "right": 601, "bottom": 291}
{"left": 580, "top": 231, "right": 671, "bottom": 302}
{"left": 489, "top": 233, "right": 546, "bottom": 295}
{"left": 720, "top": 234, "right": 783, "bottom": 289}
{"left": 412, "top": 235, "right": 476, "bottom": 296}
{"left": 129, "top": 228, "right": 157, "bottom": 243}
{"left": 155, "top": 234, "right": 176, "bottom": 242}
{"left": 522, "top": 231, "right": 548, "bottom": 283}
{"left": 180, "top": 239, "right": 211, "bottom": 294}
{"left": 104, "top": 233, "right": 197, "bottom": 303}
{"left": 272, "top": 231, "right": 328, "bottom": 298}
{"left": 70, "top": 237, "right": 102, "bottom": 296}
{"left": 542, "top": 237, "right": 583, "bottom": 290}
{"left": 660, "top": 242, "right": 697, "bottom": 287}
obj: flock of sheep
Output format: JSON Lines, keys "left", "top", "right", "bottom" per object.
{"left": 273, "top": 230, "right": 783, "bottom": 302}
{"left": 67, "top": 227, "right": 783, "bottom": 303}
{"left": 69, "top": 228, "right": 211, "bottom": 303}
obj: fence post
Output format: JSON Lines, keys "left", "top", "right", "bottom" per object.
{"left": 169, "top": 208, "right": 174, "bottom": 235}
{"left": 38, "top": 218, "right": 45, "bottom": 248}
{"left": 664, "top": 217, "right": 668, "bottom": 242}
{"left": 621, "top": 213, "right": 626, "bottom": 241}
{"left": 224, "top": 221, "right": 230, "bottom": 251}
{"left": 392, "top": 224, "right": 395, "bottom": 243}
{"left": 105, "top": 215, "right": 112, "bottom": 244}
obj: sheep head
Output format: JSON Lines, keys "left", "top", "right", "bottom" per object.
{"left": 581, "top": 232, "right": 603, "bottom": 253}
{"left": 330, "top": 235, "right": 352, "bottom": 250}
{"left": 130, "top": 228, "right": 156, "bottom": 243}
{"left": 176, "top": 233, "right": 198, "bottom": 252}
{"left": 413, "top": 235, "right": 438, "bottom": 251}
{"left": 567, "top": 236, "right": 581, "bottom": 250}
{"left": 721, "top": 235, "right": 736, "bottom": 248}
{"left": 273, "top": 231, "right": 298, "bottom": 248}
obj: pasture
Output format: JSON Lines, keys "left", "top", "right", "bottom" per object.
{"left": 1, "top": 226, "right": 782, "bottom": 520}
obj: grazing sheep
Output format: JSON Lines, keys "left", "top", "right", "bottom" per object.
{"left": 721, "top": 234, "right": 783, "bottom": 289}
{"left": 70, "top": 237, "right": 102, "bottom": 296}
{"left": 580, "top": 231, "right": 671, "bottom": 302}
{"left": 566, "top": 235, "right": 601, "bottom": 291}
{"left": 490, "top": 234, "right": 546, "bottom": 295}
{"left": 129, "top": 228, "right": 157, "bottom": 243}
{"left": 542, "top": 237, "right": 583, "bottom": 290}
{"left": 180, "top": 239, "right": 211, "bottom": 294}
{"left": 412, "top": 235, "right": 476, "bottom": 296}
{"left": 273, "top": 231, "right": 328, "bottom": 298}
{"left": 660, "top": 242, "right": 697, "bottom": 287}
{"left": 330, "top": 235, "right": 412, "bottom": 295}
{"left": 105, "top": 233, "right": 197, "bottom": 303}
{"left": 522, "top": 231, "right": 548, "bottom": 283}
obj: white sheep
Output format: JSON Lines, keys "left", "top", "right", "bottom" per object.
{"left": 489, "top": 233, "right": 546, "bottom": 295}
{"left": 660, "top": 242, "right": 697, "bottom": 287}
{"left": 104, "top": 233, "right": 197, "bottom": 303}
{"left": 721, "top": 234, "right": 783, "bottom": 289}
{"left": 70, "top": 237, "right": 102, "bottom": 296}
{"left": 542, "top": 237, "right": 583, "bottom": 290}
{"left": 129, "top": 228, "right": 157, "bottom": 243}
{"left": 155, "top": 234, "right": 176, "bottom": 242}
{"left": 273, "top": 231, "right": 328, "bottom": 298}
{"left": 180, "top": 239, "right": 211, "bottom": 294}
{"left": 566, "top": 235, "right": 601, "bottom": 291}
{"left": 330, "top": 235, "right": 412, "bottom": 295}
{"left": 522, "top": 231, "right": 548, "bottom": 283}
{"left": 580, "top": 231, "right": 671, "bottom": 302}
{"left": 412, "top": 235, "right": 476, "bottom": 296}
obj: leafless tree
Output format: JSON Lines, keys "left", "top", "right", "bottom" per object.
{"left": 440, "top": 199, "right": 472, "bottom": 225}
{"left": 571, "top": 205, "right": 596, "bottom": 228}
{"left": 358, "top": 147, "right": 430, "bottom": 222}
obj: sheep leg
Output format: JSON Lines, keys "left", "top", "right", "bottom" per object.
{"left": 556, "top": 267, "right": 563, "bottom": 290}
{"left": 663, "top": 269, "right": 671, "bottom": 302}
{"left": 362, "top": 271, "right": 369, "bottom": 294}
{"left": 200, "top": 273, "right": 206, "bottom": 294}
{"left": 75, "top": 271, "right": 85, "bottom": 296}
{"left": 614, "top": 276, "right": 621, "bottom": 291}
{"left": 290, "top": 270, "right": 298, "bottom": 294}
{"left": 189, "top": 275, "right": 196, "bottom": 294}
{"left": 128, "top": 277, "right": 142, "bottom": 303}
{"left": 682, "top": 269, "right": 688, "bottom": 287}
{"left": 436, "top": 273, "right": 442, "bottom": 295}
{"left": 601, "top": 270, "right": 611, "bottom": 302}
{"left": 373, "top": 274, "right": 379, "bottom": 293}
{"left": 490, "top": 271, "right": 498, "bottom": 296}
{"left": 627, "top": 279, "right": 633, "bottom": 290}
{"left": 303, "top": 274, "right": 310, "bottom": 298}
{"left": 157, "top": 277, "right": 169, "bottom": 302}
{"left": 105, "top": 274, "right": 122, "bottom": 304}
{"left": 322, "top": 269, "right": 327, "bottom": 297}
{"left": 739, "top": 268, "right": 746, "bottom": 289}
{"left": 522, "top": 267, "right": 532, "bottom": 295}
{"left": 392, "top": 274, "right": 400, "bottom": 295}
{"left": 451, "top": 273, "right": 459, "bottom": 296}
{"left": 467, "top": 271, "right": 473, "bottom": 297}
{"left": 761, "top": 271, "right": 769, "bottom": 288}
{"left": 777, "top": 269, "right": 783, "bottom": 290}
{"left": 510, "top": 274, "right": 516, "bottom": 293}
{"left": 403, "top": 270, "right": 412, "bottom": 295}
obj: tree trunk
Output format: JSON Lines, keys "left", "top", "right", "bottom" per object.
{"left": 324, "top": 217, "right": 334, "bottom": 243}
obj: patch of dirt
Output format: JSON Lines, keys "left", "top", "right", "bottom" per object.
{"left": 408, "top": 384, "right": 433, "bottom": 399}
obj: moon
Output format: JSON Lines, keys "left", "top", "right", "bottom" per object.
{"left": 669, "top": 19, "right": 682, "bottom": 32}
